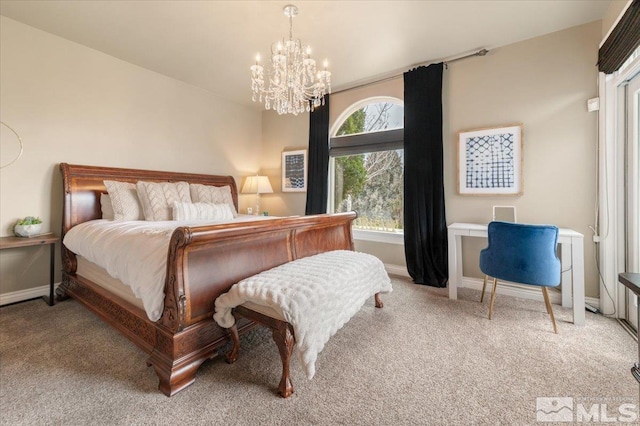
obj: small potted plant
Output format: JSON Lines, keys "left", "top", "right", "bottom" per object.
{"left": 14, "top": 216, "right": 43, "bottom": 237}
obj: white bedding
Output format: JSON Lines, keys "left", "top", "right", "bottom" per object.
{"left": 63, "top": 215, "right": 275, "bottom": 321}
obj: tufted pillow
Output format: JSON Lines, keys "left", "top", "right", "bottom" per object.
{"left": 136, "top": 181, "right": 191, "bottom": 221}
{"left": 103, "top": 180, "right": 144, "bottom": 221}
{"left": 189, "top": 183, "right": 237, "bottom": 217}
{"left": 172, "top": 201, "right": 235, "bottom": 222}
{"left": 100, "top": 193, "right": 115, "bottom": 220}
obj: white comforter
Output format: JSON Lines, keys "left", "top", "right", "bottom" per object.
{"left": 63, "top": 216, "right": 274, "bottom": 321}
{"left": 213, "top": 250, "right": 392, "bottom": 379}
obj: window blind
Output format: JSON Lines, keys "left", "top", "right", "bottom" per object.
{"left": 598, "top": 0, "right": 640, "bottom": 74}
{"left": 329, "top": 128, "right": 404, "bottom": 157}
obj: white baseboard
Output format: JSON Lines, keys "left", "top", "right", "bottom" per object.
{"left": 383, "top": 263, "right": 599, "bottom": 309}
{"left": 462, "top": 277, "right": 600, "bottom": 309}
{"left": 0, "top": 283, "right": 60, "bottom": 306}
{"left": 3, "top": 270, "right": 600, "bottom": 312}
{"left": 384, "top": 263, "right": 410, "bottom": 278}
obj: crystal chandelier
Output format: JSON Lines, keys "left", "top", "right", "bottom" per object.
{"left": 251, "top": 4, "right": 331, "bottom": 115}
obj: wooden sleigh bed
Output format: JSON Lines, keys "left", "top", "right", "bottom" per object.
{"left": 58, "top": 163, "right": 356, "bottom": 396}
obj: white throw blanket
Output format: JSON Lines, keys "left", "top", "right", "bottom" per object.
{"left": 213, "top": 250, "right": 392, "bottom": 379}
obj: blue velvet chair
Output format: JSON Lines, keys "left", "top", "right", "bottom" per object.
{"left": 479, "top": 221, "right": 561, "bottom": 333}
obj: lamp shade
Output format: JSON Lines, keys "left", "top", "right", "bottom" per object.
{"left": 241, "top": 175, "right": 273, "bottom": 194}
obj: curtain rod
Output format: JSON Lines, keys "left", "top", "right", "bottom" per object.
{"left": 331, "top": 48, "right": 489, "bottom": 95}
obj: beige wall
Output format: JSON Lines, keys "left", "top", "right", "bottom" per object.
{"left": 447, "top": 21, "right": 600, "bottom": 297}
{"left": 0, "top": 16, "right": 603, "bottom": 299}
{"left": 0, "top": 17, "right": 262, "bottom": 295}
{"left": 259, "top": 111, "right": 308, "bottom": 217}
{"left": 261, "top": 21, "right": 602, "bottom": 297}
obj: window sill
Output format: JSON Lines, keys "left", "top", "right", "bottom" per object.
{"left": 352, "top": 228, "right": 404, "bottom": 245}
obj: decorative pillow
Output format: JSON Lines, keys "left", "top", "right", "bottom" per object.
{"left": 189, "top": 184, "right": 237, "bottom": 217}
{"left": 172, "top": 201, "right": 235, "bottom": 222}
{"left": 103, "top": 180, "right": 144, "bottom": 221}
{"left": 100, "top": 193, "right": 115, "bottom": 220}
{"left": 136, "top": 181, "right": 191, "bottom": 221}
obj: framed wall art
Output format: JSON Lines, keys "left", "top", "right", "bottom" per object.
{"left": 282, "top": 149, "right": 307, "bottom": 192}
{"left": 457, "top": 124, "right": 523, "bottom": 195}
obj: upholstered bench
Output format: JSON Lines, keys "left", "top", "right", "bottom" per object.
{"left": 213, "top": 250, "right": 392, "bottom": 397}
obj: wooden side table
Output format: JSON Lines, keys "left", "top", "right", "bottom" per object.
{"left": 0, "top": 233, "right": 59, "bottom": 306}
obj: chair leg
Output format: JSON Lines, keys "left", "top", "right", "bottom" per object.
{"left": 481, "top": 275, "right": 489, "bottom": 303}
{"left": 541, "top": 287, "right": 558, "bottom": 334}
{"left": 542, "top": 289, "right": 552, "bottom": 315}
{"left": 488, "top": 278, "right": 498, "bottom": 320}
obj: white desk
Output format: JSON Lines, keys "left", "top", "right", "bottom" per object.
{"left": 447, "top": 223, "right": 585, "bottom": 326}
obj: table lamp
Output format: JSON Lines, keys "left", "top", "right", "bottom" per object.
{"left": 241, "top": 175, "right": 273, "bottom": 215}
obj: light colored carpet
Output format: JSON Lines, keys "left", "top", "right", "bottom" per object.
{"left": 1, "top": 276, "right": 638, "bottom": 425}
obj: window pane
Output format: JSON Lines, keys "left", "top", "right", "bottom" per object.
{"left": 334, "top": 149, "right": 404, "bottom": 231}
{"left": 336, "top": 102, "right": 403, "bottom": 136}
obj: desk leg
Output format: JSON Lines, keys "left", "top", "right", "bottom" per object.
{"left": 633, "top": 308, "right": 640, "bottom": 385}
{"left": 572, "top": 237, "right": 585, "bottom": 326}
{"left": 560, "top": 242, "right": 572, "bottom": 309}
{"left": 448, "top": 231, "right": 461, "bottom": 300}
{"left": 42, "top": 243, "right": 55, "bottom": 306}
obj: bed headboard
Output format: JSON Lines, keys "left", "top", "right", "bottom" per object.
{"left": 59, "top": 163, "right": 238, "bottom": 238}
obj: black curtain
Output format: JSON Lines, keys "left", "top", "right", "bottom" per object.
{"left": 305, "top": 95, "right": 330, "bottom": 215}
{"left": 598, "top": 0, "right": 640, "bottom": 74}
{"left": 403, "top": 63, "right": 448, "bottom": 287}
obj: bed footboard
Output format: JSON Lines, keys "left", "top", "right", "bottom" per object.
{"left": 161, "top": 213, "right": 356, "bottom": 332}
{"left": 148, "top": 213, "right": 356, "bottom": 395}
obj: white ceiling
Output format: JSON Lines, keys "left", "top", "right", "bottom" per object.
{"left": 0, "top": 1, "right": 612, "bottom": 109}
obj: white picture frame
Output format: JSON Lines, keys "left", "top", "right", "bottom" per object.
{"left": 282, "top": 150, "right": 307, "bottom": 192}
{"left": 493, "top": 205, "right": 517, "bottom": 223}
{"left": 457, "top": 124, "right": 523, "bottom": 195}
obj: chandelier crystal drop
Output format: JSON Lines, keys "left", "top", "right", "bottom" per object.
{"left": 251, "top": 4, "right": 331, "bottom": 115}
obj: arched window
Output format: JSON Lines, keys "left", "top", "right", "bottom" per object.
{"left": 329, "top": 98, "right": 404, "bottom": 232}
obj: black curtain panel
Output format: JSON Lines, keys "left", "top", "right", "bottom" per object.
{"left": 305, "top": 95, "right": 330, "bottom": 215}
{"left": 403, "top": 63, "right": 448, "bottom": 287}
{"left": 598, "top": 0, "right": 640, "bottom": 74}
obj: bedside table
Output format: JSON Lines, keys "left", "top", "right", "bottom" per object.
{"left": 0, "top": 233, "right": 59, "bottom": 306}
